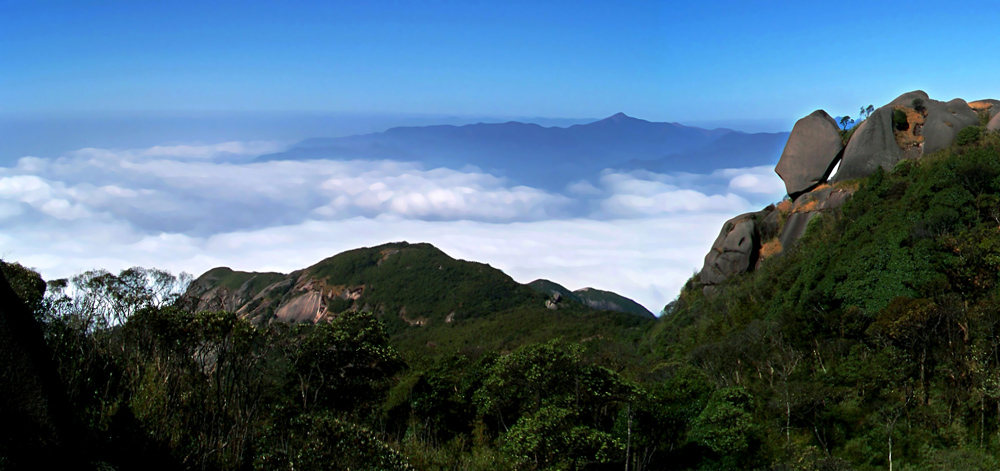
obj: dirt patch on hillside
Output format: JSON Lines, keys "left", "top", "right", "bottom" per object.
{"left": 759, "top": 238, "right": 783, "bottom": 260}
{"left": 969, "top": 101, "right": 994, "bottom": 112}
{"left": 892, "top": 105, "right": 926, "bottom": 150}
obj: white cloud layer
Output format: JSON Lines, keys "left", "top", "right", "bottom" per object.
{"left": 0, "top": 143, "right": 787, "bottom": 314}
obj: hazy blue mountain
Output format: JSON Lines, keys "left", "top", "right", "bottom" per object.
{"left": 0, "top": 113, "right": 596, "bottom": 164}
{"left": 257, "top": 113, "right": 789, "bottom": 190}
{"left": 620, "top": 130, "right": 790, "bottom": 173}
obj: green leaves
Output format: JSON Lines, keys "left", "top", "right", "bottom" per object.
{"left": 468, "top": 340, "right": 641, "bottom": 469}
{"left": 690, "top": 386, "right": 757, "bottom": 456}
{"left": 255, "top": 411, "right": 413, "bottom": 471}
{"left": 289, "top": 311, "right": 405, "bottom": 413}
{"left": 501, "top": 405, "right": 622, "bottom": 471}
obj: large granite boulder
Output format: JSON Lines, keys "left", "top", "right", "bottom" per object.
{"left": 700, "top": 213, "right": 759, "bottom": 286}
{"left": 889, "top": 90, "right": 930, "bottom": 107}
{"left": 836, "top": 90, "right": 980, "bottom": 182}
{"left": 922, "top": 98, "right": 980, "bottom": 154}
{"left": 887, "top": 90, "right": 979, "bottom": 154}
{"left": 989, "top": 112, "right": 1000, "bottom": 133}
{"left": 775, "top": 110, "right": 844, "bottom": 198}
{"left": 834, "top": 104, "right": 903, "bottom": 182}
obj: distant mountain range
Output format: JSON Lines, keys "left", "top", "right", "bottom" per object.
{"left": 257, "top": 113, "right": 790, "bottom": 190}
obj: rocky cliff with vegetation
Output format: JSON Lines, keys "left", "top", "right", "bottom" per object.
{"left": 699, "top": 91, "right": 999, "bottom": 291}
{"left": 184, "top": 242, "right": 653, "bottom": 359}
{"left": 666, "top": 90, "right": 1000, "bottom": 469}
{"left": 185, "top": 241, "right": 652, "bottom": 325}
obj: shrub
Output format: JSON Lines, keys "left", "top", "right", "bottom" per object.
{"left": 956, "top": 125, "right": 982, "bottom": 146}
{"left": 892, "top": 109, "right": 909, "bottom": 131}
{"left": 912, "top": 98, "right": 926, "bottom": 114}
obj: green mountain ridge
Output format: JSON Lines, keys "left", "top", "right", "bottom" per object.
{"left": 526, "top": 279, "right": 655, "bottom": 318}
{"left": 185, "top": 242, "right": 655, "bottom": 361}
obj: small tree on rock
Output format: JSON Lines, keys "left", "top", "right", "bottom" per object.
{"left": 839, "top": 116, "right": 854, "bottom": 131}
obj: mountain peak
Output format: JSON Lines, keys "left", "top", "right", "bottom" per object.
{"left": 605, "top": 112, "right": 632, "bottom": 122}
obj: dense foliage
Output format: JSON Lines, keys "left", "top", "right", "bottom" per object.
{"left": 653, "top": 134, "right": 1000, "bottom": 469}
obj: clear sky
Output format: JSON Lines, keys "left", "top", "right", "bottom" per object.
{"left": 4, "top": 0, "right": 999, "bottom": 123}
{"left": 3, "top": 0, "right": 1000, "bottom": 312}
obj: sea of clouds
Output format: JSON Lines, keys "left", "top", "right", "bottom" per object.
{"left": 0, "top": 141, "right": 787, "bottom": 314}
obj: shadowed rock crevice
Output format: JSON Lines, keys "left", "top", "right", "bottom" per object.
{"left": 0, "top": 265, "right": 88, "bottom": 469}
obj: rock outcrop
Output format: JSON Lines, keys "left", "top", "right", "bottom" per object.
{"left": 921, "top": 98, "right": 980, "bottom": 155}
{"left": 778, "top": 185, "right": 853, "bottom": 249}
{"left": 527, "top": 279, "right": 654, "bottom": 318}
{"left": 834, "top": 104, "right": 904, "bottom": 182}
{"left": 700, "top": 213, "right": 760, "bottom": 286}
{"left": 698, "top": 185, "right": 856, "bottom": 290}
{"left": 700, "top": 90, "right": 1000, "bottom": 291}
{"left": 774, "top": 110, "right": 845, "bottom": 198}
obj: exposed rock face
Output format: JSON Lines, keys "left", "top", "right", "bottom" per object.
{"left": 778, "top": 212, "right": 817, "bottom": 251}
{"left": 791, "top": 185, "right": 853, "bottom": 212}
{"left": 700, "top": 214, "right": 759, "bottom": 286}
{"left": 921, "top": 98, "right": 979, "bottom": 155}
{"left": 703, "top": 90, "right": 984, "bottom": 293}
{"left": 758, "top": 204, "right": 780, "bottom": 241}
{"left": 699, "top": 185, "right": 855, "bottom": 289}
{"left": 774, "top": 110, "right": 845, "bottom": 198}
{"left": 777, "top": 185, "right": 853, "bottom": 249}
{"left": 275, "top": 291, "right": 327, "bottom": 323}
{"left": 544, "top": 292, "right": 563, "bottom": 310}
{"left": 989, "top": 112, "right": 1000, "bottom": 132}
{"left": 830, "top": 91, "right": 980, "bottom": 182}
{"left": 834, "top": 105, "right": 904, "bottom": 182}
{"left": 889, "top": 90, "right": 930, "bottom": 107}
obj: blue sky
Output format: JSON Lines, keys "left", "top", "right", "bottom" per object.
{"left": 4, "top": 0, "right": 998, "bottom": 123}
{"left": 2, "top": 0, "right": 999, "bottom": 313}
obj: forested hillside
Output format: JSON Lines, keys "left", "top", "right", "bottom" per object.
{"left": 653, "top": 129, "right": 1000, "bottom": 470}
